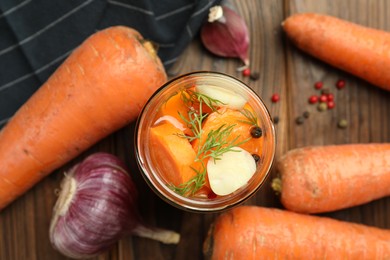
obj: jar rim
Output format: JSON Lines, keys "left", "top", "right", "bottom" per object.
{"left": 134, "top": 71, "right": 276, "bottom": 213}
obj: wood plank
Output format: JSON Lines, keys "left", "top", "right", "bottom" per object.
{"left": 1, "top": 0, "right": 389, "bottom": 259}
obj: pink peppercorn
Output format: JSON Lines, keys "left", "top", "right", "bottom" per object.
{"left": 314, "top": 81, "right": 323, "bottom": 89}
{"left": 308, "top": 95, "right": 319, "bottom": 104}
{"left": 327, "top": 93, "right": 334, "bottom": 101}
{"left": 336, "top": 79, "right": 346, "bottom": 89}
{"left": 319, "top": 94, "right": 328, "bottom": 102}
{"left": 327, "top": 101, "right": 335, "bottom": 109}
{"left": 242, "top": 68, "right": 251, "bottom": 77}
{"left": 271, "top": 93, "right": 280, "bottom": 103}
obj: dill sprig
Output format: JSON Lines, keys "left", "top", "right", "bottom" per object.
{"left": 170, "top": 162, "right": 207, "bottom": 196}
{"left": 177, "top": 109, "right": 206, "bottom": 142}
{"left": 239, "top": 108, "right": 259, "bottom": 127}
{"left": 176, "top": 89, "right": 223, "bottom": 141}
{"left": 195, "top": 124, "right": 249, "bottom": 162}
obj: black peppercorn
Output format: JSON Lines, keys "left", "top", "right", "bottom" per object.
{"left": 252, "top": 154, "right": 260, "bottom": 163}
{"left": 250, "top": 126, "right": 263, "bottom": 138}
{"left": 303, "top": 111, "right": 310, "bottom": 118}
{"left": 249, "top": 72, "right": 260, "bottom": 81}
{"left": 295, "top": 116, "right": 304, "bottom": 125}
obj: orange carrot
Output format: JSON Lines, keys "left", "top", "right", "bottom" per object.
{"left": 0, "top": 26, "right": 167, "bottom": 210}
{"left": 272, "top": 143, "right": 390, "bottom": 214}
{"left": 203, "top": 206, "right": 390, "bottom": 260}
{"left": 149, "top": 122, "right": 198, "bottom": 186}
{"left": 283, "top": 13, "right": 390, "bottom": 91}
{"left": 157, "top": 89, "right": 213, "bottom": 136}
{"left": 191, "top": 106, "right": 263, "bottom": 156}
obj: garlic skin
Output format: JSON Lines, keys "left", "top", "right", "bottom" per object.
{"left": 50, "top": 153, "right": 139, "bottom": 259}
{"left": 49, "top": 153, "right": 180, "bottom": 259}
{"left": 201, "top": 5, "right": 250, "bottom": 67}
{"left": 208, "top": 6, "right": 224, "bottom": 22}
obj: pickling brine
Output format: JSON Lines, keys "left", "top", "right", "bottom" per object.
{"left": 149, "top": 84, "right": 264, "bottom": 198}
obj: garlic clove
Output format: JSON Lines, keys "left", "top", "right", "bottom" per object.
{"left": 195, "top": 84, "right": 248, "bottom": 109}
{"left": 200, "top": 5, "right": 250, "bottom": 67}
{"left": 207, "top": 147, "right": 257, "bottom": 196}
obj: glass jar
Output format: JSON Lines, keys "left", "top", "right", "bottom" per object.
{"left": 135, "top": 71, "right": 276, "bottom": 213}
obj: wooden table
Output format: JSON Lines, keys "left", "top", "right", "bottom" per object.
{"left": 1, "top": 0, "right": 390, "bottom": 259}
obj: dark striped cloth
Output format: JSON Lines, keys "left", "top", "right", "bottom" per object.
{"left": 0, "top": 0, "right": 221, "bottom": 128}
